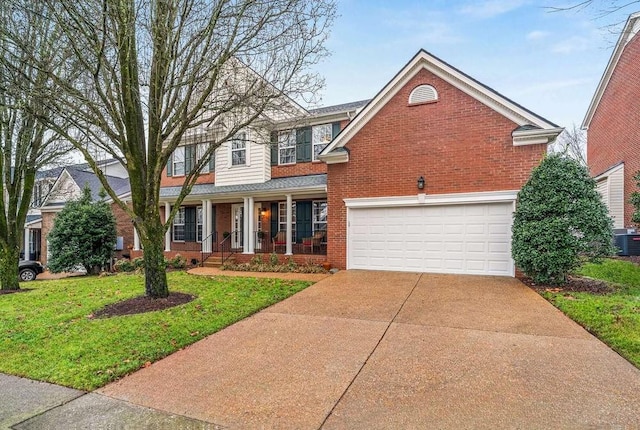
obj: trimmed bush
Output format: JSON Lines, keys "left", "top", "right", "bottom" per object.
{"left": 113, "top": 259, "right": 135, "bottom": 272}
{"left": 512, "top": 154, "right": 615, "bottom": 285}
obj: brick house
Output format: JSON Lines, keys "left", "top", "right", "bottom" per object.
{"left": 39, "top": 160, "right": 134, "bottom": 265}
{"left": 144, "top": 49, "right": 562, "bottom": 277}
{"left": 583, "top": 12, "right": 640, "bottom": 230}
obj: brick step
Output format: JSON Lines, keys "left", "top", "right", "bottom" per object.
{"left": 203, "top": 256, "right": 234, "bottom": 268}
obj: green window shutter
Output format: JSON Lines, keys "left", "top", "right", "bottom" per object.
{"left": 295, "top": 201, "right": 312, "bottom": 243}
{"left": 185, "top": 207, "right": 196, "bottom": 242}
{"left": 185, "top": 145, "right": 194, "bottom": 174}
{"left": 270, "top": 131, "right": 278, "bottom": 166}
{"left": 166, "top": 154, "right": 173, "bottom": 177}
{"left": 332, "top": 122, "right": 341, "bottom": 139}
{"left": 270, "top": 202, "right": 278, "bottom": 237}
{"left": 296, "top": 127, "right": 312, "bottom": 163}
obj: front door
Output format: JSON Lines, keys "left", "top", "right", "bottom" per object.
{"left": 231, "top": 204, "right": 243, "bottom": 249}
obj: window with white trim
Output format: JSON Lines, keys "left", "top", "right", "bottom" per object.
{"left": 313, "top": 201, "right": 327, "bottom": 233}
{"left": 173, "top": 146, "right": 185, "bottom": 176}
{"left": 312, "top": 124, "right": 332, "bottom": 161}
{"left": 278, "top": 131, "right": 296, "bottom": 165}
{"left": 231, "top": 133, "right": 246, "bottom": 166}
{"left": 278, "top": 201, "right": 296, "bottom": 242}
{"left": 196, "top": 143, "right": 210, "bottom": 173}
{"left": 173, "top": 207, "right": 185, "bottom": 241}
{"left": 196, "top": 206, "right": 203, "bottom": 242}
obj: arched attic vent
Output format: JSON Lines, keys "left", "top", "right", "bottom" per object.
{"left": 408, "top": 84, "right": 438, "bottom": 105}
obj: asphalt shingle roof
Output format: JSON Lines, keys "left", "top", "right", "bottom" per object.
{"left": 308, "top": 100, "right": 370, "bottom": 116}
{"left": 160, "top": 174, "right": 326, "bottom": 198}
{"left": 65, "top": 167, "right": 131, "bottom": 201}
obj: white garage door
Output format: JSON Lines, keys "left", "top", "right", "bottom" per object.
{"left": 348, "top": 202, "right": 513, "bottom": 276}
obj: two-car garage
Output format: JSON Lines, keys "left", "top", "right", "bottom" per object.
{"left": 346, "top": 193, "right": 516, "bottom": 277}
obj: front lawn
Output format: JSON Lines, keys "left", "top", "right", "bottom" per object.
{"left": 0, "top": 272, "right": 311, "bottom": 390}
{"left": 541, "top": 259, "right": 640, "bottom": 368}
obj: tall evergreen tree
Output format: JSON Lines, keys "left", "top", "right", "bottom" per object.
{"left": 512, "top": 154, "right": 615, "bottom": 285}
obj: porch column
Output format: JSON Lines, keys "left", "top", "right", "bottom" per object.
{"left": 133, "top": 226, "right": 140, "bottom": 251}
{"left": 23, "top": 228, "right": 30, "bottom": 259}
{"left": 164, "top": 202, "right": 171, "bottom": 252}
{"left": 286, "top": 194, "right": 293, "bottom": 255}
{"left": 242, "top": 197, "right": 250, "bottom": 253}
{"left": 247, "top": 197, "right": 255, "bottom": 254}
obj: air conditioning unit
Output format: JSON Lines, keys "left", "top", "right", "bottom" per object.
{"left": 615, "top": 234, "right": 640, "bottom": 256}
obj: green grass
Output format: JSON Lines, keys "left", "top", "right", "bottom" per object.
{"left": 0, "top": 272, "right": 311, "bottom": 390}
{"left": 541, "top": 259, "right": 640, "bottom": 368}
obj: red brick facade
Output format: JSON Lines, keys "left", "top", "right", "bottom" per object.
{"left": 587, "top": 32, "right": 640, "bottom": 227}
{"left": 40, "top": 202, "right": 134, "bottom": 266}
{"left": 326, "top": 68, "right": 548, "bottom": 269}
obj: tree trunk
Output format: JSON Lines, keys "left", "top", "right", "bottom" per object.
{"left": 0, "top": 244, "right": 21, "bottom": 291}
{"left": 141, "top": 217, "right": 169, "bottom": 298}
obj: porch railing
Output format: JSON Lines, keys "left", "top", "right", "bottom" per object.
{"left": 200, "top": 231, "right": 218, "bottom": 267}
{"left": 220, "top": 231, "right": 238, "bottom": 264}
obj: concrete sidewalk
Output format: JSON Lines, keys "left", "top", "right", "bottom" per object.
{"left": 92, "top": 271, "right": 640, "bottom": 429}
{"left": 0, "top": 373, "right": 216, "bottom": 429}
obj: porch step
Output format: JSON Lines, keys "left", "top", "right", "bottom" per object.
{"left": 203, "top": 255, "right": 234, "bottom": 268}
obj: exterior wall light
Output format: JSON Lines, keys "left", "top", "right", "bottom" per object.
{"left": 417, "top": 176, "right": 425, "bottom": 190}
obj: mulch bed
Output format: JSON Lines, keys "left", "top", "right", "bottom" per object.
{"left": 91, "top": 292, "right": 195, "bottom": 318}
{"left": 518, "top": 275, "right": 614, "bottom": 294}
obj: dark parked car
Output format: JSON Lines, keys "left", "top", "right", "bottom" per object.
{"left": 19, "top": 260, "right": 44, "bottom": 281}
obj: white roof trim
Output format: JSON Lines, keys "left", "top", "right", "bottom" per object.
{"left": 594, "top": 162, "right": 624, "bottom": 180}
{"left": 321, "top": 50, "right": 558, "bottom": 159}
{"left": 512, "top": 127, "right": 564, "bottom": 146}
{"left": 582, "top": 12, "right": 640, "bottom": 129}
{"left": 344, "top": 190, "right": 519, "bottom": 208}
{"left": 317, "top": 149, "right": 349, "bottom": 164}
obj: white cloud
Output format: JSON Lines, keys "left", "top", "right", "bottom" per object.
{"left": 551, "top": 36, "right": 589, "bottom": 54}
{"left": 526, "top": 30, "right": 549, "bottom": 41}
{"left": 459, "top": 0, "right": 528, "bottom": 19}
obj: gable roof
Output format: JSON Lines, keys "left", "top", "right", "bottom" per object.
{"left": 42, "top": 166, "right": 131, "bottom": 208}
{"left": 319, "top": 49, "right": 562, "bottom": 162}
{"left": 582, "top": 12, "right": 640, "bottom": 129}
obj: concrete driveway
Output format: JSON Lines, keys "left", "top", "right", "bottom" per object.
{"left": 86, "top": 271, "right": 640, "bottom": 428}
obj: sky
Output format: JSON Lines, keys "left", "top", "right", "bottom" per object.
{"left": 311, "top": 0, "right": 637, "bottom": 129}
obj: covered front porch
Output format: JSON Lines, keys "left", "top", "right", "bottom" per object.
{"left": 132, "top": 175, "right": 328, "bottom": 265}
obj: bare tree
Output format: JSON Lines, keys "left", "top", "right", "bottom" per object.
{"left": 551, "top": 123, "right": 586, "bottom": 165}
{"left": 10, "top": 0, "right": 336, "bottom": 298}
{"left": 0, "top": 1, "right": 73, "bottom": 290}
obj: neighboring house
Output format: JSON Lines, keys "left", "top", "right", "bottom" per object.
{"left": 145, "top": 49, "right": 562, "bottom": 277}
{"left": 38, "top": 159, "right": 133, "bottom": 265}
{"left": 583, "top": 12, "right": 640, "bottom": 230}
{"left": 22, "top": 166, "right": 62, "bottom": 260}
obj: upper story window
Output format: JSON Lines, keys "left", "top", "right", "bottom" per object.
{"left": 272, "top": 122, "right": 340, "bottom": 166}
{"left": 31, "top": 179, "right": 53, "bottom": 208}
{"left": 166, "top": 141, "right": 215, "bottom": 177}
{"left": 231, "top": 133, "right": 247, "bottom": 166}
{"left": 312, "top": 124, "right": 332, "bottom": 161}
{"left": 278, "top": 131, "right": 296, "bottom": 165}
{"left": 173, "top": 146, "right": 186, "bottom": 176}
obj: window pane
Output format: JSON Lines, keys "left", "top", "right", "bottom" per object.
{"left": 173, "top": 147, "right": 185, "bottom": 176}
{"left": 278, "top": 131, "right": 296, "bottom": 164}
{"left": 197, "top": 143, "right": 209, "bottom": 173}
{"left": 313, "top": 201, "right": 327, "bottom": 232}
{"left": 173, "top": 207, "right": 185, "bottom": 241}
{"left": 231, "top": 133, "right": 246, "bottom": 166}
{"left": 312, "top": 124, "right": 332, "bottom": 161}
